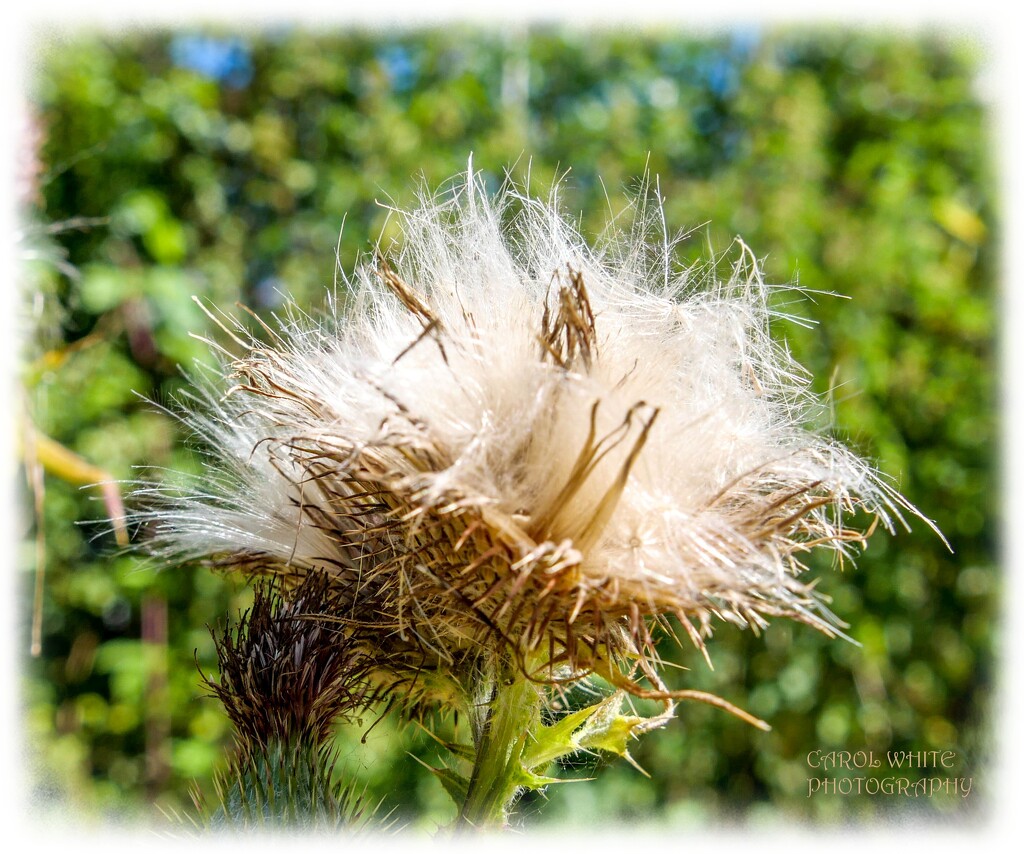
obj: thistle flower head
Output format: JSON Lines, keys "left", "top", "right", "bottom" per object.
{"left": 145, "top": 171, "right": 925, "bottom": 701}
{"left": 204, "top": 572, "right": 381, "bottom": 751}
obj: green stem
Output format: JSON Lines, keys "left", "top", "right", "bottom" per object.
{"left": 456, "top": 666, "right": 542, "bottom": 830}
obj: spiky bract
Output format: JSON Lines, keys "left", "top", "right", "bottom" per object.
{"left": 194, "top": 739, "right": 382, "bottom": 832}
{"left": 204, "top": 572, "right": 381, "bottom": 750}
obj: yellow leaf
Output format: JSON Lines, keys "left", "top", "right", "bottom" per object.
{"left": 933, "top": 198, "right": 986, "bottom": 246}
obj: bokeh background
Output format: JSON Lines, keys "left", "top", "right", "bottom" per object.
{"left": 18, "top": 25, "right": 996, "bottom": 831}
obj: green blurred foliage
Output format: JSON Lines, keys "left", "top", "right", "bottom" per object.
{"left": 22, "top": 26, "right": 994, "bottom": 830}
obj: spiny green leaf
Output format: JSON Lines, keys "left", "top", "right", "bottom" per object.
{"left": 418, "top": 759, "right": 470, "bottom": 805}
{"left": 408, "top": 748, "right": 471, "bottom": 805}
{"left": 578, "top": 713, "right": 646, "bottom": 758}
{"left": 511, "top": 765, "right": 565, "bottom": 791}
{"left": 521, "top": 702, "right": 605, "bottom": 769}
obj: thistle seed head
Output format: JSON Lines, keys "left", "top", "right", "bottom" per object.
{"left": 146, "top": 171, "right": 933, "bottom": 699}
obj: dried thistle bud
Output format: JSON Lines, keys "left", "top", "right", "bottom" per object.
{"left": 147, "top": 172, "right": 938, "bottom": 703}
{"left": 204, "top": 572, "right": 379, "bottom": 750}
